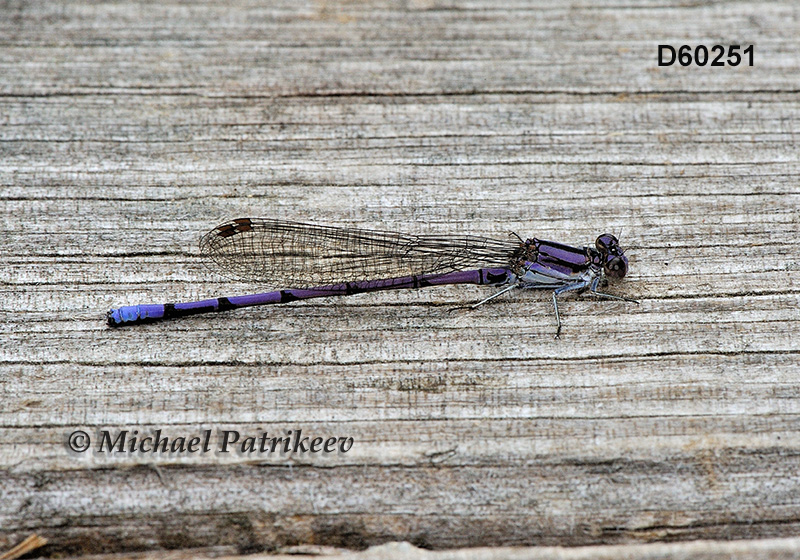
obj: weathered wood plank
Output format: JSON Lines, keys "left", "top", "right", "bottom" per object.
{"left": 50, "top": 538, "right": 800, "bottom": 560}
{"left": 44, "top": 538, "right": 800, "bottom": 560}
{"left": 1, "top": 0, "right": 799, "bottom": 558}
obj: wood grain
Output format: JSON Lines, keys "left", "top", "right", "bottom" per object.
{"left": 1, "top": 1, "right": 799, "bottom": 558}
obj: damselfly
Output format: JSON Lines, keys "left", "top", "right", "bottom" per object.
{"left": 107, "top": 218, "right": 637, "bottom": 337}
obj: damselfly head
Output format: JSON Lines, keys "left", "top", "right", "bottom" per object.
{"left": 605, "top": 256, "right": 628, "bottom": 279}
{"left": 595, "top": 233, "right": 628, "bottom": 279}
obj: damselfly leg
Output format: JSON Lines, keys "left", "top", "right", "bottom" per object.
{"left": 552, "top": 281, "right": 591, "bottom": 339}
{"left": 588, "top": 277, "right": 639, "bottom": 304}
{"left": 551, "top": 278, "right": 639, "bottom": 338}
{"left": 470, "top": 283, "right": 520, "bottom": 309}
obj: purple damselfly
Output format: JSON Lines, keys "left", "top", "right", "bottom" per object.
{"left": 107, "top": 218, "right": 637, "bottom": 337}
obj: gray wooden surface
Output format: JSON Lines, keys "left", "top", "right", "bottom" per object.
{"left": 1, "top": 1, "right": 799, "bottom": 558}
{"left": 42, "top": 538, "right": 800, "bottom": 560}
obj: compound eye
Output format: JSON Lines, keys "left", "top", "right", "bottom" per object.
{"left": 596, "top": 233, "right": 620, "bottom": 253}
{"left": 605, "top": 256, "right": 628, "bottom": 279}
